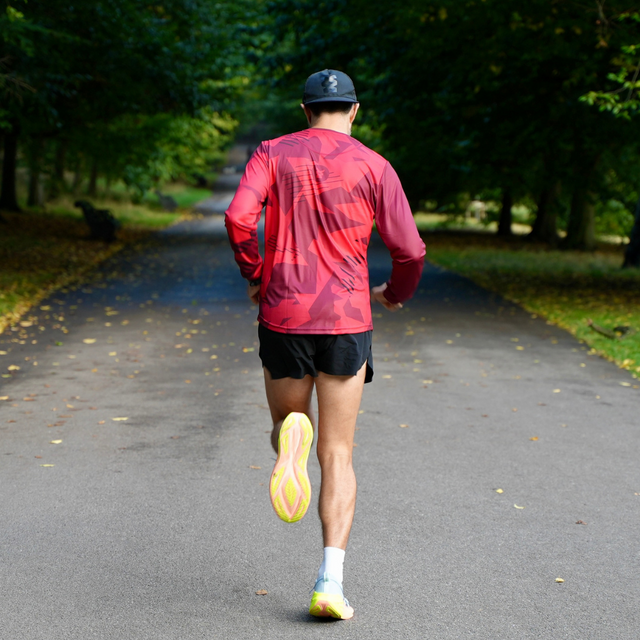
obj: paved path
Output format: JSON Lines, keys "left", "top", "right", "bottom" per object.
{"left": 1, "top": 197, "right": 639, "bottom": 638}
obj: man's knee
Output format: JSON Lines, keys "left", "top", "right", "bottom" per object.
{"left": 317, "top": 448, "right": 353, "bottom": 468}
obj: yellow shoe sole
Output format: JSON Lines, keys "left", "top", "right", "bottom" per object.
{"left": 270, "top": 412, "right": 313, "bottom": 523}
{"left": 309, "top": 591, "right": 354, "bottom": 620}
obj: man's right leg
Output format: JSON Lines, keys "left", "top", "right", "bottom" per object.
{"left": 264, "top": 368, "right": 315, "bottom": 523}
{"left": 263, "top": 368, "right": 315, "bottom": 453}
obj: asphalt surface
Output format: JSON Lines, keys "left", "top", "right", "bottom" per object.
{"left": 2, "top": 181, "right": 640, "bottom": 639}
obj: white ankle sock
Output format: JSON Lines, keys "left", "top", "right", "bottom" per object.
{"left": 318, "top": 547, "right": 345, "bottom": 584}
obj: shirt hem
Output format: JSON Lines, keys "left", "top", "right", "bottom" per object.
{"left": 258, "top": 318, "right": 373, "bottom": 335}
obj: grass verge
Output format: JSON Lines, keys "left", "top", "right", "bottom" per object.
{"left": 423, "top": 231, "right": 640, "bottom": 379}
{"left": 0, "top": 195, "right": 187, "bottom": 333}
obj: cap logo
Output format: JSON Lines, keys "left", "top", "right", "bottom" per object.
{"left": 321, "top": 73, "right": 338, "bottom": 95}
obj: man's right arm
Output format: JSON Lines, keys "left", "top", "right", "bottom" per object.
{"left": 224, "top": 144, "right": 270, "bottom": 283}
{"left": 373, "top": 162, "right": 426, "bottom": 306}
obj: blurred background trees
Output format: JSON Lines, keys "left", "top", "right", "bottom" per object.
{"left": 1, "top": 0, "right": 639, "bottom": 263}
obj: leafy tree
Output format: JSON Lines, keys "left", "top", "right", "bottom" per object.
{"left": 0, "top": 0, "right": 253, "bottom": 211}
{"left": 262, "top": 0, "right": 640, "bottom": 250}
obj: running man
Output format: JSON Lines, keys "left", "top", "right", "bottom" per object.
{"left": 225, "top": 69, "right": 425, "bottom": 619}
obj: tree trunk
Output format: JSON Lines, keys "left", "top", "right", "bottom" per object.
{"left": 622, "top": 195, "right": 640, "bottom": 268}
{"left": 564, "top": 187, "right": 596, "bottom": 250}
{"left": 0, "top": 122, "right": 21, "bottom": 212}
{"left": 88, "top": 157, "right": 98, "bottom": 198}
{"left": 529, "top": 181, "right": 560, "bottom": 245}
{"left": 71, "top": 154, "right": 84, "bottom": 195}
{"left": 48, "top": 139, "right": 68, "bottom": 200}
{"left": 497, "top": 188, "right": 513, "bottom": 236}
{"left": 27, "top": 136, "right": 44, "bottom": 207}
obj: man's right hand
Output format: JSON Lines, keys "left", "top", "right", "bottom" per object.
{"left": 371, "top": 283, "right": 403, "bottom": 312}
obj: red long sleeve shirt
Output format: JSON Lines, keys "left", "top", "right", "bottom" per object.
{"left": 225, "top": 127, "right": 425, "bottom": 335}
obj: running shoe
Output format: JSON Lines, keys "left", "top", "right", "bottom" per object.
{"left": 309, "top": 573, "right": 354, "bottom": 620}
{"left": 269, "top": 412, "right": 313, "bottom": 523}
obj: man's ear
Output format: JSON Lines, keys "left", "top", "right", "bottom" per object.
{"left": 301, "top": 104, "right": 313, "bottom": 126}
{"left": 350, "top": 103, "right": 360, "bottom": 122}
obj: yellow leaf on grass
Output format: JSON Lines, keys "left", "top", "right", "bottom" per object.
{"left": 514, "top": 504, "right": 525, "bottom": 509}
{"left": 112, "top": 417, "right": 129, "bottom": 421}
{"left": 83, "top": 339, "right": 96, "bottom": 344}
{"left": 50, "top": 440, "right": 62, "bottom": 444}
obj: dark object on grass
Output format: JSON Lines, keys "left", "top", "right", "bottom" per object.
{"left": 586, "top": 319, "right": 636, "bottom": 340}
{"left": 154, "top": 189, "right": 178, "bottom": 212}
{"left": 74, "top": 200, "right": 120, "bottom": 242}
{"left": 622, "top": 196, "right": 640, "bottom": 269}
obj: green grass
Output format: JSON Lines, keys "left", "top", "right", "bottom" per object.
{"left": 423, "top": 232, "right": 640, "bottom": 378}
{"left": 0, "top": 182, "right": 209, "bottom": 330}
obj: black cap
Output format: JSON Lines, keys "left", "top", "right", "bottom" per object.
{"left": 302, "top": 69, "right": 358, "bottom": 105}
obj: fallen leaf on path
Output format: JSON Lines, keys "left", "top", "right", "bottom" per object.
{"left": 255, "top": 590, "right": 268, "bottom": 595}
{"left": 98, "top": 420, "right": 105, "bottom": 425}
{"left": 249, "top": 465, "right": 261, "bottom": 470}
{"left": 109, "top": 352, "right": 117, "bottom": 356}
{"left": 83, "top": 339, "right": 96, "bottom": 344}
{"left": 8, "top": 365, "right": 20, "bottom": 371}
{"left": 530, "top": 436, "right": 539, "bottom": 441}
{"left": 243, "top": 347, "right": 254, "bottom": 352}
{"left": 112, "top": 417, "right": 129, "bottom": 421}
{"left": 40, "top": 464, "right": 55, "bottom": 467}
{"left": 185, "top": 380, "right": 191, "bottom": 384}
{"left": 516, "top": 346, "right": 525, "bottom": 351}
{"left": 619, "top": 382, "right": 631, "bottom": 387}
{"left": 495, "top": 488, "right": 504, "bottom": 494}
{"left": 553, "top": 389, "right": 561, "bottom": 393}
{"left": 512, "top": 408, "right": 518, "bottom": 412}
{"left": 50, "top": 440, "right": 62, "bottom": 444}
{"left": 514, "top": 504, "right": 525, "bottom": 509}
{"left": 555, "top": 578, "right": 564, "bottom": 583}
{"left": 382, "top": 375, "right": 392, "bottom": 379}
{"left": 35, "top": 455, "right": 42, "bottom": 459}
{"left": 576, "top": 520, "right": 587, "bottom": 525}
{"left": 399, "top": 424, "right": 409, "bottom": 428}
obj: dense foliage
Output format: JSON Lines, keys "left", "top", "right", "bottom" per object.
{"left": 2, "top": 0, "right": 640, "bottom": 263}
{"left": 0, "top": 0, "right": 256, "bottom": 208}
{"left": 261, "top": 0, "right": 640, "bottom": 254}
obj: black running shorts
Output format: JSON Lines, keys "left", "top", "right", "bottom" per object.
{"left": 258, "top": 324, "right": 374, "bottom": 383}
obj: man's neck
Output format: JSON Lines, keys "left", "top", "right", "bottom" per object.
{"left": 309, "top": 114, "right": 351, "bottom": 135}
